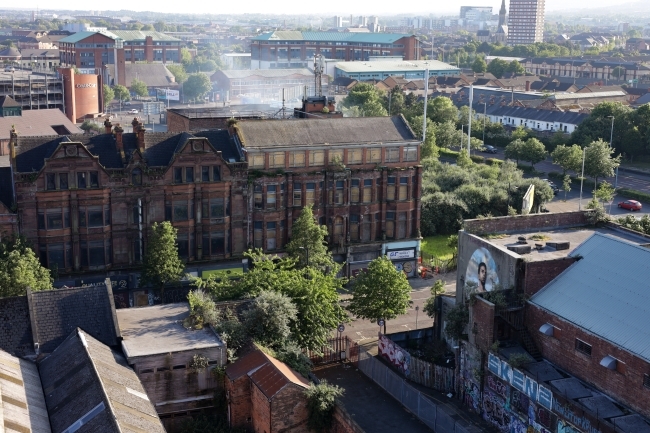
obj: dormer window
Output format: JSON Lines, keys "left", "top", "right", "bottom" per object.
{"left": 132, "top": 168, "right": 142, "bottom": 186}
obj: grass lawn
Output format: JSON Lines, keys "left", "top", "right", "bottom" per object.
{"left": 421, "top": 235, "right": 456, "bottom": 260}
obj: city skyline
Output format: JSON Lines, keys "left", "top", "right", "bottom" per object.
{"left": 3, "top": 0, "right": 645, "bottom": 17}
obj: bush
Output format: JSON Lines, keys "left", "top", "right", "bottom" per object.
{"left": 486, "top": 158, "right": 502, "bottom": 166}
{"left": 439, "top": 148, "right": 460, "bottom": 158}
{"left": 305, "top": 381, "right": 345, "bottom": 433}
{"left": 470, "top": 154, "right": 485, "bottom": 163}
{"left": 617, "top": 188, "right": 650, "bottom": 203}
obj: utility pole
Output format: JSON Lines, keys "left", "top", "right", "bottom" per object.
{"left": 422, "top": 68, "right": 429, "bottom": 143}
{"left": 467, "top": 85, "right": 473, "bottom": 152}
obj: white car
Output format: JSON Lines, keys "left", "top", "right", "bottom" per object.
{"left": 128, "top": 109, "right": 139, "bottom": 114}
{"left": 4, "top": 66, "right": 15, "bottom": 72}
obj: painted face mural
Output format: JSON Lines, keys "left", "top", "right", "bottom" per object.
{"left": 465, "top": 247, "right": 500, "bottom": 293}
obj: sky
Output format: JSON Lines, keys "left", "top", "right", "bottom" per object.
{"left": 13, "top": 0, "right": 625, "bottom": 17}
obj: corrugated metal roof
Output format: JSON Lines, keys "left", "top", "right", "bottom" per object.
{"left": 253, "top": 31, "right": 411, "bottom": 44}
{"left": 530, "top": 233, "right": 650, "bottom": 363}
{"left": 218, "top": 68, "right": 313, "bottom": 79}
{"left": 335, "top": 59, "right": 458, "bottom": 73}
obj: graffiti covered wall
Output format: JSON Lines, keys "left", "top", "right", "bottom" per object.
{"left": 456, "top": 231, "right": 520, "bottom": 301}
{"left": 378, "top": 334, "right": 411, "bottom": 376}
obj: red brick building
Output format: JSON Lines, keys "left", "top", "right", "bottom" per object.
{"left": 250, "top": 31, "right": 420, "bottom": 69}
{"left": 5, "top": 115, "right": 421, "bottom": 287}
{"left": 451, "top": 213, "right": 650, "bottom": 433}
{"left": 10, "top": 120, "right": 248, "bottom": 276}
{"left": 234, "top": 116, "right": 422, "bottom": 277}
{"left": 225, "top": 349, "right": 310, "bottom": 432}
{"left": 57, "top": 30, "right": 182, "bottom": 86}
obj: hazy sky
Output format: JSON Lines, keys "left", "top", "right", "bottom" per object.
{"left": 20, "top": 0, "right": 609, "bottom": 17}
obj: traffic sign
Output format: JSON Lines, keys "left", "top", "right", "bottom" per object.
{"left": 337, "top": 324, "right": 345, "bottom": 333}
{"left": 377, "top": 319, "right": 385, "bottom": 327}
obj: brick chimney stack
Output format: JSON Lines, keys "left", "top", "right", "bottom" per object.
{"left": 136, "top": 121, "right": 145, "bottom": 153}
{"left": 113, "top": 124, "right": 125, "bottom": 162}
{"left": 9, "top": 126, "right": 17, "bottom": 169}
{"left": 104, "top": 118, "right": 112, "bottom": 134}
{"left": 525, "top": 80, "right": 531, "bottom": 92}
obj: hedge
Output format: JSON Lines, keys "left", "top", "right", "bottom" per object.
{"left": 486, "top": 158, "right": 502, "bottom": 166}
{"left": 617, "top": 188, "right": 650, "bottom": 203}
{"left": 470, "top": 155, "right": 485, "bottom": 163}
{"left": 440, "top": 148, "right": 460, "bottom": 158}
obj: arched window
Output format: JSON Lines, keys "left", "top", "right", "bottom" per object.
{"left": 132, "top": 168, "right": 142, "bottom": 186}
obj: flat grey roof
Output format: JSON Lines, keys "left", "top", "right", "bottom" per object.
{"left": 117, "top": 303, "right": 224, "bottom": 359}
{"left": 335, "top": 59, "right": 459, "bottom": 73}
{"left": 482, "top": 226, "right": 648, "bottom": 262}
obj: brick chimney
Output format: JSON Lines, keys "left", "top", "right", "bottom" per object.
{"left": 525, "top": 80, "right": 531, "bottom": 92}
{"left": 9, "top": 126, "right": 17, "bottom": 169}
{"left": 131, "top": 117, "right": 139, "bottom": 132}
{"left": 113, "top": 124, "right": 125, "bottom": 162}
{"left": 136, "top": 121, "right": 145, "bottom": 153}
{"left": 104, "top": 119, "right": 112, "bottom": 134}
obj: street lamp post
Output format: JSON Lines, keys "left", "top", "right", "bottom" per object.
{"left": 579, "top": 146, "right": 586, "bottom": 210}
{"left": 482, "top": 102, "right": 487, "bottom": 144}
{"left": 415, "top": 305, "right": 419, "bottom": 330}
{"left": 608, "top": 115, "right": 619, "bottom": 189}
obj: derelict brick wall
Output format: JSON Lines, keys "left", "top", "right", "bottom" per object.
{"left": 523, "top": 257, "right": 577, "bottom": 297}
{"left": 331, "top": 405, "right": 365, "bottom": 433}
{"left": 470, "top": 297, "right": 495, "bottom": 353}
{"left": 226, "top": 376, "right": 253, "bottom": 429}
{"left": 251, "top": 381, "right": 271, "bottom": 433}
{"left": 166, "top": 110, "right": 191, "bottom": 133}
{"left": 464, "top": 211, "right": 590, "bottom": 235}
{"left": 526, "top": 304, "right": 650, "bottom": 419}
{"left": 270, "top": 386, "right": 309, "bottom": 433}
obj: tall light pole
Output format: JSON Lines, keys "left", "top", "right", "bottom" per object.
{"left": 482, "top": 102, "right": 487, "bottom": 144}
{"left": 298, "top": 246, "right": 310, "bottom": 267}
{"left": 579, "top": 146, "right": 586, "bottom": 211}
{"left": 608, "top": 115, "right": 619, "bottom": 189}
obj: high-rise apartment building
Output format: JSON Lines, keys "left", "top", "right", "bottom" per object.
{"left": 506, "top": 0, "right": 545, "bottom": 45}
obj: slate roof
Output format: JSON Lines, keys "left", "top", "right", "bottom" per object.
{"left": 14, "top": 129, "right": 240, "bottom": 173}
{"left": 0, "top": 296, "right": 34, "bottom": 357}
{"left": 454, "top": 101, "right": 588, "bottom": 125}
{"left": 225, "top": 349, "right": 310, "bottom": 398}
{"left": 236, "top": 116, "right": 417, "bottom": 149}
{"left": 38, "top": 329, "right": 166, "bottom": 433}
{"left": 0, "top": 95, "right": 21, "bottom": 107}
{"left": 530, "top": 233, "right": 650, "bottom": 364}
{"left": 28, "top": 285, "right": 120, "bottom": 354}
{"left": 0, "top": 108, "right": 82, "bottom": 141}
{"left": 122, "top": 63, "right": 178, "bottom": 88}
{"left": 0, "top": 349, "right": 51, "bottom": 433}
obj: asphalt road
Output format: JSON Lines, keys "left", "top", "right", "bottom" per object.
{"left": 545, "top": 182, "right": 650, "bottom": 217}
{"left": 338, "top": 274, "right": 457, "bottom": 346}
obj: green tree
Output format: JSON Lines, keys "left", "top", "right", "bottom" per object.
{"left": 456, "top": 148, "right": 473, "bottom": 168}
{"left": 472, "top": 56, "right": 487, "bottom": 73}
{"left": 594, "top": 180, "right": 615, "bottom": 210}
{"left": 342, "top": 83, "right": 387, "bottom": 116}
{"left": 427, "top": 96, "right": 459, "bottom": 124}
{"left": 409, "top": 115, "right": 438, "bottom": 158}
{"left": 102, "top": 84, "right": 114, "bottom": 107}
{"left": 166, "top": 64, "right": 188, "bottom": 84}
{"left": 562, "top": 174, "right": 572, "bottom": 201}
{"left": 130, "top": 78, "right": 148, "bottom": 98}
{"left": 0, "top": 236, "right": 52, "bottom": 297}
{"left": 79, "top": 120, "right": 101, "bottom": 134}
{"left": 285, "top": 205, "right": 338, "bottom": 274}
{"left": 434, "top": 120, "right": 463, "bottom": 149}
{"left": 305, "top": 381, "right": 344, "bottom": 433}
{"left": 487, "top": 58, "right": 509, "bottom": 78}
{"left": 521, "top": 138, "right": 547, "bottom": 167}
{"left": 511, "top": 125, "right": 530, "bottom": 141}
{"left": 384, "top": 86, "right": 405, "bottom": 116}
{"left": 611, "top": 66, "right": 625, "bottom": 79}
{"left": 551, "top": 144, "right": 583, "bottom": 175}
{"left": 243, "top": 290, "right": 297, "bottom": 349}
{"left": 112, "top": 84, "right": 130, "bottom": 102}
{"left": 180, "top": 47, "right": 193, "bottom": 64}
{"left": 505, "top": 138, "right": 525, "bottom": 165}
{"left": 348, "top": 256, "right": 412, "bottom": 334}
{"left": 140, "top": 221, "right": 185, "bottom": 290}
{"left": 584, "top": 139, "right": 621, "bottom": 184}
{"left": 506, "top": 60, "right": 525, "bottom": 75}
{"left": 183, "top": 73, "right": 212, "bottom": 102}
{"left": 423, "top": 280, "right": 446, "bottom": 319}
{"left": 153, "top": 20, "right": 166, "bottom": 32}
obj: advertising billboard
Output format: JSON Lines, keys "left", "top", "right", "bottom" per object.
{"left": 522, "top": 184, "right": 535, "bottom": 215}
{"left": 456, "top": 231, "right": 520, "bottom": 300}
{"left": 157, "top": 88, "right": 180, "bottom": 101}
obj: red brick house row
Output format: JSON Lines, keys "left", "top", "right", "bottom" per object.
{"left": 2, "top": 115, "right": 421, "bottom": 284}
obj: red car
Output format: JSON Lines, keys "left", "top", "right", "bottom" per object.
{"left": 618, "top": 200, "right": 642, "bottom": 211}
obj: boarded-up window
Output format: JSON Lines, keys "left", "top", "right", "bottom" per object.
{"left": 290, "top": 152, "right": 305, "bottom": 167}
{"left": 270, "top": 152, "right": 285, "bottom": 168}
{"left": 250, "top": 153, "right": 265, "bottom": 168}
{"left": 348, "top": 149, "right": 362, "bottom": 164}
{"left": 369, "top": 148, "right": 381, "bottom": 163}
{"left": 309, "top": 150, "right": 324, "bottom": 166}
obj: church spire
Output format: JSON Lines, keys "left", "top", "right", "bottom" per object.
{"left": 499, "top": 0, "right": 507, "bottom": 27}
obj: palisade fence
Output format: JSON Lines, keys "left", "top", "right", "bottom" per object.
{"left": 357, "top": 346, "right": 478, "bottom": 433}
